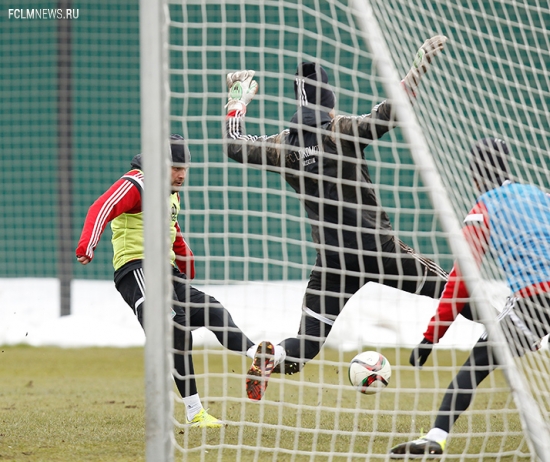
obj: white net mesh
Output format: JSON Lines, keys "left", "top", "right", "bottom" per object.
{"left": 162, "top": 0, "right": 550, "bottom": 460}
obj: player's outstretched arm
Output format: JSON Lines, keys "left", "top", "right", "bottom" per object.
{"left": 409, "top": 338, "right": 434, "bottom": 367}
{"left": 402, "top": 35, "right": 448, "bottom": 99}
{"left": 173, "top": 221, "right": 195, "bottom": 279}
{"left": 224, "top": 70, "right": 283, "bottom": 169}
{"left": 75, "top": 176, "right": 142, "bottom": 264}
{"left": 226, "top": 70, "right": 258, "bottom": 116}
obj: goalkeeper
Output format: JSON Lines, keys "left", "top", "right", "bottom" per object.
{"left": 76, "top": 135, "right": 284, "bottom": 427}
{"left": 391, "top": 138, "right": 550, "bottom": 457}
{"left": 223, "top": 36, "right": 455, "bottom": 401}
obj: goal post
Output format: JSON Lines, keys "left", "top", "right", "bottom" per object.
{"left": 140, "top": 0, "right": 174, "bottom": 460}
{"left": 140, "top": 0, "right": 550, "bottom": 460}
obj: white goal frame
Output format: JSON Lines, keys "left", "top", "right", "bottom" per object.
{"left": 140, "top": 0, "right": 174, "bottom": 461}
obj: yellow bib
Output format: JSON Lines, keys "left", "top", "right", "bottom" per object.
{"left": 111, "top": 191, "right": 180, "bottom": 270}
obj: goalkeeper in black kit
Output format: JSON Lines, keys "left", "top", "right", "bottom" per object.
{"left": 223, "top": 36, "right": 453, "bottom": 402}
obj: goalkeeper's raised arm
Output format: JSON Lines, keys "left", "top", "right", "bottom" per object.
{"left": 224, "top": 70, "right": 284, "bottom": 169}
{"left": 401, "top": 34, "right": 448, "bottom": 99}
{"left": 225, "top": 34, "right": 448, "bottom": 164}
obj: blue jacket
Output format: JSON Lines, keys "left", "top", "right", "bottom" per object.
{"left": 482, "top": 182, "right": 550, "bottom": 293}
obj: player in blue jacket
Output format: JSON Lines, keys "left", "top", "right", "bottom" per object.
{"left": 391, "top": 138, "right": 550, "bottom": 457}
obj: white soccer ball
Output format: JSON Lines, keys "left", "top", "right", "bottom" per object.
{"left": 348, "top": 350, "right": 391, "bottom": 395}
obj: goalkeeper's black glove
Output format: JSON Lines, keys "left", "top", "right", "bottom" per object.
{"left": 409, "top": 338, "right": 433, "bottom": 367}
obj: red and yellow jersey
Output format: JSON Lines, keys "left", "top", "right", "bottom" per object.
{"left": 75, "top": 169, "right": 195, "bottom": 278}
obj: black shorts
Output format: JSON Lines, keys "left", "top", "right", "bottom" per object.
{"left": 114, "top": 262, "right": 228, "bottom": 329}
{"left": 307, "top": 237, "right": 448, "bottom": 320}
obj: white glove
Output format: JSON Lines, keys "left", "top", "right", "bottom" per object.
{"left": 226, "top": 70, "right": 258, "bottom": 115}
{"left": 402, "top": 35, "right": 448, "bottom": 97}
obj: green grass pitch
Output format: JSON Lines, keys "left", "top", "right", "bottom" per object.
{"left": 0, "top": 345, "right": 532, "bottom": 461}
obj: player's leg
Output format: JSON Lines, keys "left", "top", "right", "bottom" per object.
{"left": 175, "top": 273, "right": 276, "bottom": 400}
{"left": 390, "top": 338, "right": 496, "bottom": 458}
{"left": 278, "top": 255, "right": 361, "bottom": 374}
{"left": 171, "top": 316, "right": 223, "bottom": 427}
{"left": 380, "top": 238, "right": 448, "bottom": 299}
{"left": 171, "top": 320, "right": 196, "bottom": 396}
{"left": 390, "top": 297, "right": 550, "bottom": 458}
{"left": 172, "top": 270, "right": 283, "bottom": 401}
{"left": 116, "top": 267, "right": 196, "bottom": 397}
{"left": 115, "top": 267, "right": 221, "bottom": 427}
{"left": 174, "top": 280, "right": 255, "bottom": 353}
{"left": 277, "top": 306, "right": 332, "bottom": 375}
{"left": 433, "top": 338, "right": 495, "bottom": 432}
{"left": 433, "top": 300, "right": 549, "bottom": 433}
{"left": 170, "top": 277, "right": 225, "bottom": 427}
{"left": 115, "top": 267, "right": 147, "bottom": 326}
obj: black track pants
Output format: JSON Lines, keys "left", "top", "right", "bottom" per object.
{"left": 280, "top": 238, "right": 448, "bottom": 372}
{"left": 116, "top": 265, "right": 254, "bottom": 397}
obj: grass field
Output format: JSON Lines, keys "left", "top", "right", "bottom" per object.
{"left": 0, "top": 345, "right": 535, "bottom": 461}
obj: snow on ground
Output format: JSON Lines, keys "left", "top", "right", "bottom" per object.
{"left": 0, "top": 278, "right": 491, "bottom": 351}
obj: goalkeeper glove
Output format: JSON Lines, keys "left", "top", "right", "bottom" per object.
{"left": 226, "top": 70, "right": 258, "bottom": 116}
{"left": 402, "top": 35, "right": 448, "bottom": 98}
{"left": 409, "top": 337, "right": 434, "bottom": 367}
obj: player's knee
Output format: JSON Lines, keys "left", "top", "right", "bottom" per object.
{"left": 207, "top": 304, "right": 236, "bottom": 328}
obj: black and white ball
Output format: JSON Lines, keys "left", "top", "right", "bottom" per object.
{"left": 348, "top": 351, "right": 391, "bottom": 395}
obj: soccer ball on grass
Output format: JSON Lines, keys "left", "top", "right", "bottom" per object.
{"left": 348, "top": 350, "right": 391, "bottom": 395}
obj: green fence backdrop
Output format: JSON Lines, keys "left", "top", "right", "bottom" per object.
{"left": 2, "top": 1, "right": 547, "bottom": 283}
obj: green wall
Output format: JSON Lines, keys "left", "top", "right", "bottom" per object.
{"left": 2, "top": 1, "right": 547, "bottom": 282}
{"left": 1, "top": 1, "right": 141, "bottom": 280}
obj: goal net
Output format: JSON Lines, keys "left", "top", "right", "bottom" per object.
{"left": 142, "top": 0, "right": 550, "bottom": 460}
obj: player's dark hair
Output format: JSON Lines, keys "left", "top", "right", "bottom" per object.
{"left": 469, "top": 138, "right": 510, "bottom": 192}
{"left": 129, "top": 134, "right": 191, "bottom": 169}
